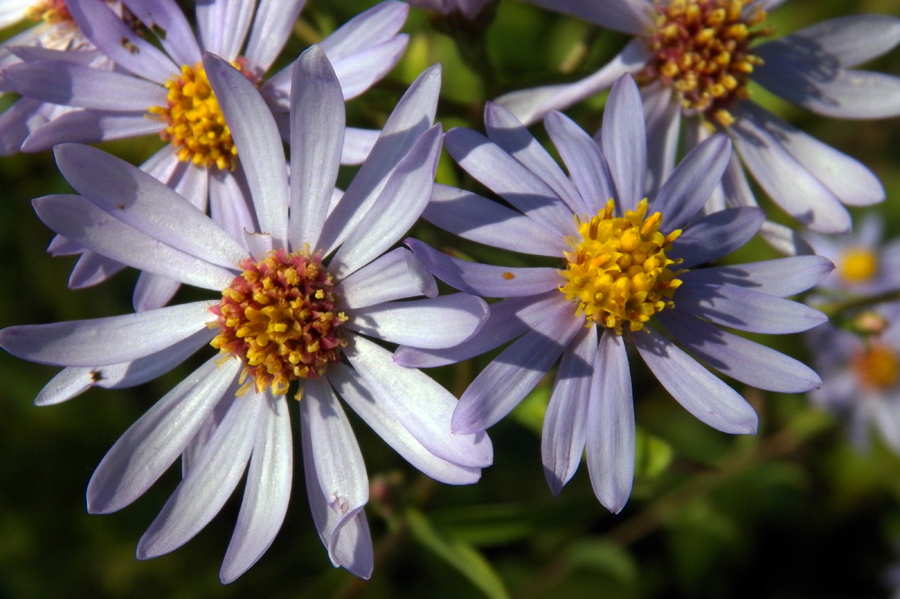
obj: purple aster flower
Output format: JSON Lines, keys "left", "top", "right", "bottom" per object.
{"left": 4, "top": 0, "right": 409, "bottom": 310}
{"left": 396, "top": 75, "right": 831, "bottom": 513}
{"left": 497, "top": 0, "right": 900, "bottom": 239}
{"left": 0, "top": 48, "right": 492, "bottom": 582}
{"left": 407, "top": 0, "right": 494, "bottom": 21}
{"left": 806, "top": 212, "right": 900, "bottom": 298}
{"left": 806, "top": 303, "right": 900, "bottom": 455}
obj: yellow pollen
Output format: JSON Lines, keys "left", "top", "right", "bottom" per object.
{"left": 25, "top": 0, "right": 71, "bottom": 23}
{"left": 838, "top": 247, "right": 878, "bottom": 284}
{"left": 210, "top": 249, "right": 347, "bottom": 398}
{"left": 559, "top": 199, "right": 684, "bottom": 334}
{"left": 639, "top": 0, "right": 772, "bottom": 128}
{"left": 148, "top": 62, "right": 241, "bottom": 171}
{"left": 854, "top": 343, "right": 900, "bottom": 390}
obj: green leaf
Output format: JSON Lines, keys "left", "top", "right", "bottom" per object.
{"left": 634, "top": 427, "right": 673, "bottom": 480}
{"left": 564, "top": 539, "right": 637, "bottom": 584}
{"left": 405, "top": 508, "right": 510, "bottom": 599}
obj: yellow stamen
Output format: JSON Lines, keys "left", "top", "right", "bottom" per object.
{"left": 854, "top": 344, "right": 899, "bottom": 390}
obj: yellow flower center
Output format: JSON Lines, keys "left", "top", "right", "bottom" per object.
{"left": 148, "top": 62, "right": 243, "bottom": 171}
{"left": 25, "top": 0, "right": 72, "bottom": 23}
{"left": 838, "top": 247, "right": 878, "bottom": 284}
{"left": 638, "top": 0, "right": 771, "bottom": 127}
{"left": 559, "top": 199, "right": 684, "bottom": 334}
{"left": 854, "top": 343, "right": 899, "bottom": 390}
{"left": 210, "top": 249, "right": 348, "bottom": 397}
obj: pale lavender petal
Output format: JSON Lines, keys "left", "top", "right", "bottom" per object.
{"left": 602, "top": 75, "right": 646, "bottom": 213}
{"left": 67, "top": 250, "right": 126, "bottom": 289}
{"left": 544, "top": 111, "right": 614, "bottom": 215}
{"left": 318, "top": 64, "right": 440, "bottom": 255}
{"left": 67, "top": 0, "right": 178, "bottom": 84}
{"left": 328, "top": 36, "right": 409, "bottom": 101}
{"left": 587, "top": 329, "right": 634, "bottom": 514}
{"left": 335, "top": 247, "right": 437, "bottom": 310}
{"left": 738, "top": 103, "right": 884, "bottom": 207}
{"left": 633, "top": 326, "right": 758, "bottom": 434}
{"left": 345, "top": 335, "right": 493, "bottom": 468}
{"left": 22, "top": 109, "right": 165, "bottom": 152}
{"left": 86, "top": 357, "right": 241, "bottom": 513}
{"left": 422, "top": 184, "right": 565, "bottom": 257}
{"left": 136, "top": 387, "right": 261, "bottom": 558}
{"left": 300, "top": 403, "right": 373, "bottom": 578}
{"left": 54, "top": 144, "right": 246, "bottom": 268}
{"left": 4, "top": 61, "right": 166, "bottom": 109}
{"left": 34, "top": 329, "right": 214, "bottom": 406}
{"left": 220, "top": 392, "right": 293, "bottom": 584}
{"left": 0, "top": 300, "right": 212, "bottom": 367}
{"left": 406, "top": 238, "right": 561, "bottom": 297}
{"left": 718, "top": 143, "right": 757, "bottom": 208}
{"left": 393, "top": 296, "right": 539, "bottom": 368}
{"left": 341, "top": 127, "right": 379, "bottom": 165}
{"left": 653, "top": 133, "right": 731, "bottom": 233}
{"left": 301, "top": 378, "right": 368, "bottom": 538}
{"left": 642, "top": 82, "right": 681, "bottom": 196}
{"left": 486, "top": 102, "right": 585, "bottom": 214}
{"left": 133, "top": 272, "right": 181, "bottom": 312}
{"left": 243, "top": 0, "right": 306, "bottom": 73}
{"left": 195, "top": 0, "right": 253, "bottom": 60}
{"left": 0, "top": 96, "right": 45, "bottom": 155}
{"left": 318, "top": 1, "right": 408, "bottom": 59}
{"left": 658, "top": 309, "right": 821, "bottom": 393}
{"left": 754, "top": 43, "right": 900, "bottom": 118}
{"left": 525, "top": 0, "right": 653, "bottom": 34}
{"left": 348, "top": 293, "right": 487, "bottom": 349}
{"left": 331, "top": 125, "right": 442, "bottom": 277}
{"left": 121, "top": 0, "right": 201, "bottom": 66}
{"left": 542, "top": 324, "right": 596, "bottom": 495}
{"left": 670, "top": 207, "right": 765, "bottom": 268}
{"left": 444, "top": 127, "right": 574, "bottom": 235}
{"left": 210, "top": 168, "right": 258, "bottom": 252}
{"left": 730, "top": 105, "right": 850, "bottom": 233}
{"left": 680, "top": 255, "right": 833, "bottom": 297}
{"left": 773, "top": 14, "right": 900, "bottom": 68}
{"left": 288, "top": 46, "right": 343, "bottom": 253}
{"left": 204, "top": 52, "right": 288, "bottom": 247}
{"left": 32, "top": 194, "right": 235, "bottom": 290}
{"left": 675, "top": 282, "right": 828, "bottom": 334}
{"left": 452, "top": 300, "right": 583, "bottom": 434}
{"left": 328, "top": 364, "right": 482, "bottom": 485}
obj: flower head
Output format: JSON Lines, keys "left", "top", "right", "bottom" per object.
{"left": 398, "top": 75, "right": 832, "bottom": 513}
{"left": 499, "top": 1, "right": 900, "bottom": 238}
{"left": 807, "top": 303, "right": 900, "bottom": 455}
{"left": 0, "top": 49, "right": 492, "bottom": 583}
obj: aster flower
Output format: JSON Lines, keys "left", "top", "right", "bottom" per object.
{"left": 806, "top": 212, "right": 900, "bottom": 299}
{"left": 4, "top": 0, "right": 409, "bottom": 310}
{"left": 0, "top": 48, "right": 493, "bottom": 582}
{"left": 497, "top": 0, "right": 900, "bottom": 239}
{"left": 806, "top": 303, "right": 900, "bottom": 455}
{"left": 396, "top": 75, "right": 831, "bottom": 513}
{"left": 407, "top": 0, "right": 494, "bottom": 21}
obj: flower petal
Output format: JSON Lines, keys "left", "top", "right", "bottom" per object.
{"left": 633, "top": 326, "right": 758, "bottom": 434}
{"left": 86, "top": 357, "right": 241, "bottom": 513}
{"left": 243, "top": 0, "right": 306, "bottom": 73}
{"left": 642, "top": 82, "right": 681, "bottom": 197}
{"left": 773, "top": 14, "right": 900, "bottom": 68}
{"left": 544, "top": 110, "right": 614, "bottom": 216}
{"left": 586, "top": 329, "right": 635, "bottom": 513}
{"left": 121, "top": 0, "right": 201, "bottom": 66}
{"left": 524, "top": 0, "right": 653, "bottom": 35}
{"left": 195, "top": 0, "right": 253, "bottom": 60}
{"left": 0, "top": 300, "right": 212, "bottom": 367}
{"left": 670, "top": 207, "right": 764, "bottom": 268}
{"left": 601, "top": 75, "right": 646, "bottom": 213}
{"left": 542, "top": 324, "right": 596, "bottom": 495}
{"left": 220, "top": 392, "right": 293, "bottom": 583}
{"left": 22, "top": 109, "right": 165, "bottom": 153}
{"left": 680, "top": 255, "right": 833, "bottom": 297}
{"left": 335, "top": 247, "right": 437, "bottom": 309}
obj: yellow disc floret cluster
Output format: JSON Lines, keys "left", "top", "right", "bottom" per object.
{"left": 559, "top": 199, "right": 684, "bottom": 335}
{"left": 838, "top": 247, "right": 878, "bottom": 284}
{"left": 854, "top": 343, "right": 900, "bottom": 390}
{"left": 148, "top": 62, "right": 237, "bottom": 171}
{"left": 638, "top": 0, "right": 772, "bottom": 127}
{"left": 210, "top": 249, "right": 348, "bottom": 397}
{"left": 25, "top": 0, "right": 72, "bottom": 23}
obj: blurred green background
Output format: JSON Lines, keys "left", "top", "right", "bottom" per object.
{"left": 2, "top": 0, "right": 900, "bottom": 597}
